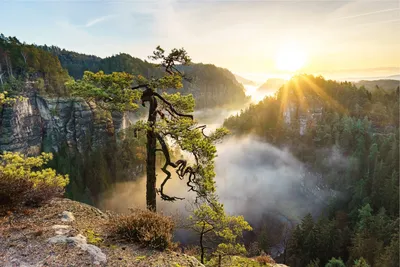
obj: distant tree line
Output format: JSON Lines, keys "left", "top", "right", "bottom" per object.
{"left": 0, "top": 34, "right": 248, "bottom": 109}
{"left": 39, "top": 45, "right": 154, "bottom": 80}
{"left": 41, "top": 45, "right": 248, "bottom": 109}
{"left": 0, "top": 34, "right": 69, "bottom": 95}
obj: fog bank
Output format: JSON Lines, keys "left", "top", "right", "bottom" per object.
{"left": 99, "top": 135, "right": 332, "bottom": 225}
{"left": 215, "top": 137, "right": 330, "bottom": 223}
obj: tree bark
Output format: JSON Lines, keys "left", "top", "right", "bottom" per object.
{"left": 200, "top": 223, "right": 205, "bottom": 264}
{"left": 146, "top": 93, "right": 157, "bottom": 211}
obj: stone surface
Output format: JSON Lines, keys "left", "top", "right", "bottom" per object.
{"left": 0, "top": 92, "right": 127, "bottom": 155}
{"left": 80, "top": 243, "right": 107, "bottom": 265}
{"left": 48, "top": 235, "right": 69, "bottom": 244}
{"left": 51, "top": 225, "right": 71, "bottom": 235}
{"left": 60, "top": 211, "right": 75, "bottom": 222}
{"left": 48, "top": 234, "right": 107, "bottom": 265}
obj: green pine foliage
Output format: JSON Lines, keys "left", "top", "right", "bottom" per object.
{"left": 187, "top": 201, "right": 252, "bottom": 263}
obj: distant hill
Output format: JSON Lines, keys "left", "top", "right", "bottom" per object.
{"left": 39, "top": 45, "right": 154, "bottom": 79}
{"left": 386, "top": 74, "right": 400, "bottom": 80}
{"left": 177, "top": 64, "right": 249, "bottom": 109}
{"left": 39, "top": 46, "right": 248, "bottom": 109}
{"left": 234, "top": 74, "right": 257, "bottom": 86}
{"left": 257, "top": 78, "right": 286, "bottom": 92}
{"left": 354, "top": 79, "right": 400, "bottom": 91}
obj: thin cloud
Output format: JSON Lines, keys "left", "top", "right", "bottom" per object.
{"left": 85, "top": 14, "right": 115, "bottom": 27}
{"left": 334, "top": 8, "right": 400, "bottom": 21}
{"left": 355, "top": 18, "right": 400, "bottom": 27}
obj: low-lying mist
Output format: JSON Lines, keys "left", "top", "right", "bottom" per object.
{"left": 215, "top": 137, "right": 330, "bottom": 224}
{"left": 97, "top": 128, "right": 340, "bottom": 253}
{"left": 100, "top": 104, "right": 340, "bottom": 254}
{"left": 99, "top": 135, "right": 331, "bottom": 225}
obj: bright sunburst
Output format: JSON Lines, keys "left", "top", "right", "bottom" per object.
{"left": 275, "top": 42, "right": 307, "bottom": 72}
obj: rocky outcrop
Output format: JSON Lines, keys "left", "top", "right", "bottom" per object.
{"left": 0, "top": 92, "right": 128, "bottom": 155}
{"left": 0, "top": 198, "right": 205, "bottom": 267}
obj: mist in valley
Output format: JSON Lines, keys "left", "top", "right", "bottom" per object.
{"left": 98, "top": 82, "right": 347, "bottom": 255}
{"left": 99, "top": 134, "right": 335, "bottom": 220}
{"left": 100, "top": 99, "right": 338, "bottom": 226}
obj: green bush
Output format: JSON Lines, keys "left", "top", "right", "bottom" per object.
{"left": 353, "top": 257, "right": 370, "bottom": 267}
{"left": 325, "top": 257, "right": 345, "bottom": 267}
{"left": 108, "top": 208, "right": 174, "bottom": 250}
{"left": 0, "top": 152, "right": 69, "bottom": 215}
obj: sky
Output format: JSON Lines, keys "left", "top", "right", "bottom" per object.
{"left": 1, "top": 0, "right": 399, "bottom": 81}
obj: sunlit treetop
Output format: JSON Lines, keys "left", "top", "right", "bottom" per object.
{"left": 67, "top": 71, "right": 141, "bottom": 111}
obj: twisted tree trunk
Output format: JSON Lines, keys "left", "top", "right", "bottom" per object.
{"left": 146, "top": 92, "right": 157, "bottom": 211}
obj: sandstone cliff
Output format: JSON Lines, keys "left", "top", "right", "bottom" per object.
{"left": 0, "top": 90, "right": 127, "bottom": 155}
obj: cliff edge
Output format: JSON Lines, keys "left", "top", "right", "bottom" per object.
{"left": 0, "top": 198, "right": 203, "bottom": 267}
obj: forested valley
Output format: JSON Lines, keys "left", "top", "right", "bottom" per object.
{"left": 224, "top": 75, "right": 399, "bottom": 266}
{"left": 0, "top": 33, "right": 399, "bottom": 267}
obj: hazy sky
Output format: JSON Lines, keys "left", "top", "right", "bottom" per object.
{"left": 1, "top": 0, "right": 399, "bottom": 79}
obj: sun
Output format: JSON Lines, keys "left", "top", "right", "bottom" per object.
{"left": 275, "top": 42, "right": 307, "bottom": 72}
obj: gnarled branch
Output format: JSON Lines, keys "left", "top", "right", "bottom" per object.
{"left": 153, "top": 92, "right": 193, "bottom": 120}
{"left": 155, "top": 132, "right": 202, "bottom": 202}
{"left": 155, "top": 133, "right": 184, "bottom": 201}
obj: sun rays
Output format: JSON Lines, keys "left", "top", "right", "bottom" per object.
{"left": 278, "top": 75, "right": 347, "bottom": 120}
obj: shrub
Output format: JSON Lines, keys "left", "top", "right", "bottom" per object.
{"left": 0, "top": 152, "right": 69, "bottom": 215}
{"left": 108, "top": 208, "right": 174, "bottom": 250}
{"left": 254, "top": 253, "right": 275, "bottom": 265}
{"left": 353, "top": 257, "right": 370, "bottom": 267}
{"left": 325, "top": 257, "right": 345, "bottom": 267}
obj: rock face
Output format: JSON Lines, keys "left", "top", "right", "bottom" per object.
{"left": 283, "top": 101, "right": 323, "bottom": 136}
{"left": 0, "top": 92, "right": 127, "bottom": 155}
